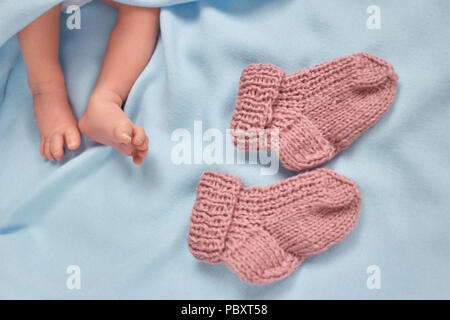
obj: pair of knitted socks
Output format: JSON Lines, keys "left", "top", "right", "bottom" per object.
{"left": 187, "top": 53, "right": 398, "bottom": 284}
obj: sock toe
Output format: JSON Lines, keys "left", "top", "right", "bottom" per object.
{"left": 294, "top": 170, "right": 361, "bottom": 256}
{"left": 261, "top": 169, "right": 361, "bottom": 257}
{"left": 317, "top": 168, "right": 361, "bottom": 208}
{"left": 352, "top": 52, "right": 398, "bottom": 89}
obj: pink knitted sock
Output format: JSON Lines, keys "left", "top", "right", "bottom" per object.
{"left": 188, "top": 168, "right": 362, "bottom": 284}
{"left": 230, "top": 53, "right": 398, "bottom": 171}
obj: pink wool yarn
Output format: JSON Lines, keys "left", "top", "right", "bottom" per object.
{"left": 230, "top": 52, "right": 398, "bottom": 171}
{"left": 187, "top": 168, "right": 362, "bottom": 284}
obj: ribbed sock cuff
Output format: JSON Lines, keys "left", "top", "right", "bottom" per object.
{"left": 187, "top": 172, "right": 243, "bottom": 264}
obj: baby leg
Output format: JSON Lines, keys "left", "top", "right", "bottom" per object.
{"left": 79, "top": 3, "right": 160, "bottom": 165}
{"left": 18, "top": 4, "right": 81, "bottom": 161}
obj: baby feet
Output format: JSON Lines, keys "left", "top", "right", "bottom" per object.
{"left": 32, "top": 85, "right": 81, "bottom": 161}
{"left": 78, "top": 90, "right": 149, "bottom": 165}
{"left": 30, "top": 83, "right": 147, "bottom": 164}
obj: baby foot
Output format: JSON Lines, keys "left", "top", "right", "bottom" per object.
{"left": 32, "top": 86, "right": 81, "bottom": 161}
{"left": 78, "top": 90, "right": 149, "bottom": 165}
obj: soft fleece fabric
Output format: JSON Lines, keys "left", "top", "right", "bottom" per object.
{"left": 0, "top": 0, "right": 449, "bottom": 299}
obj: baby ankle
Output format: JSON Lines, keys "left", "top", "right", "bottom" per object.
{"left": 89, "top": 88, "right": 124, "bottom": 106}
{"left": 28, "top": 78, "right": 67, "bottom": 97}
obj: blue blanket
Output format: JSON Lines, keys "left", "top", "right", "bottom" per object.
{"left": 0, "top": 0, "right": 449, "bottom": 299}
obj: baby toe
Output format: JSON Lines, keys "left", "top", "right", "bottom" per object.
{"left": 44, "top": 140, "right": 55, "bottom": 161}
{"left": 136, "top": 136, "right": 149, "bottom": 151}
{"left": 116, "top": 143, "right": 134, "bottom": 156}
{"left": 132, "top": 148, "right": 148, "bottom": 165}
{"left": 64, "top": 127, "right": 81, "bottom": 150}
{"left": 136, "top": 148, "right": 148, "bottom": 158}
{"left": 133, "top": 155, "right": 143, "bottom": 165}
{"left": 40, "top": 140, "right": 46, "bottom": 160}
{"left": 132, "top": 151, "right": 146, "bottom": 165}
{"left": 113, "top": 121, "right": 133, "bottom": 144}
{"left": 50, "top": 134, "right": 65, "bottom": 160}
{"left": 132, "top": 126, "right": 147, "bottom": 146}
